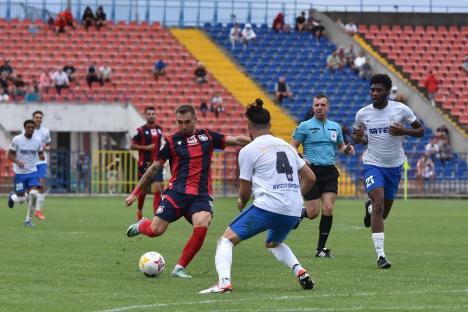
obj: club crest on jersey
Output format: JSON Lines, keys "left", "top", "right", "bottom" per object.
{"left": 197, "top": 134, "right": 208, "bottom": 142}
{"left": 151, "top": 129, "right": 158, "bottom": 135}
{"left": 187, "top": 135, "right": 198, "bottom": 146}
{"left": 156, "top": 205, "right": 164, "bottom": 214}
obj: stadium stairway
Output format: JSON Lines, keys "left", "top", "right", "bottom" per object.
{"left": 170, "top": 28, "right": 297, "bottom": 142}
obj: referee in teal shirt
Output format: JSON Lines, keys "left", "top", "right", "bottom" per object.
{"left": 291, "top": 94, "right": 354, "bottom": 257}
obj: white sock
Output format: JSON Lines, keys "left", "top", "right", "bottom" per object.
{"left": 174, "top": 264, "right": 184, "bottom": 270}
{"left": 26, "top": 191, "right": 38, "bottom": 222}
{"left": 215, "top": 237, "right": 233, "bottom": 284}
{"left": 36, "top": 193, "right": 45, "bottom": 211}
{"left": 268, "top": 243, "right": 301, "bottom": 274}
{"left": 372, "top": 232, "right": 385, "bottom": 258}
{"left": 11, "top": 193, "right": 26, "bottom": 204}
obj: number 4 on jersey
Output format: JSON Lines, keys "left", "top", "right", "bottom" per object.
{"left": 276, "top": 152, "right": 293, "bottom": 181}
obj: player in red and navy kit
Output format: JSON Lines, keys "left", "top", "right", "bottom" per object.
{"left": 130, "top": 106, "right": 164, "bottom": 220}
{"left": 125, "top": 104, "right": 250, "bottom": 278}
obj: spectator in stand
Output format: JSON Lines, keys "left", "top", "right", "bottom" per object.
{"left": 425, "top": 137, "right": 440, "bottom": 162}
{"left": 12, "top": 74, "right": 26, "bottom": 99}
{"left": 199, "top": 101, "right": 209, "bottom": 117}
{"left": 344, "top": 21, "right": 358, "bottom": 36}
{"left": 194, "top": 62, "right": 207, "bottom": 85}
{"left": 95, "top": 6, "right": 107, "bottom": 31}
{"left": 327, "top": 50, "right": 344, "bottom": 73}
{"left": 99, "top": 63, "right": 112, "bottom": 84}
{"left": 52, "top": 68, "right": 69, "bottom": 95}
{"left": 272, "top": 12, "right": 285, "bottom": 32}
{"left": 82, "top": 6, "right": 95, "bottom": 31}
{"left": 0, "top": 59, "right": 14, "bottom": 81}
{"left": 153, "top": 59, "right": 167, "bottom": 81}
{"left": 345, "top": 43, "right": 357, "bottom": 67}
{"left": 24, "top": 85, "right": 41, "bottom": 103}
{"left": 214, "top": 102, "right": 224, "bottom": 118}
{"left": 423, "top": 71, "right": 438, "bottom": 107}
{"left": 241, "top": 24, "right": 256, "bottom": 50}
{"left": 416, "top": 154, "right": 435, "bottom": 193}
{"left": 211, "top": 92, "right": 223, "bottom": 112}
{"left": 352, "top": 52, "right": 366, "bottom": 73}
{"left": 275, "top": 76, "right": 293, "bottom": 104}
{"left": 337, "top": 47, "right": 347, "bottom": 66}
{"left": 63, "top": 64, "right": 78, "bottom": 85}
{"left": 229, "top": 24, "right": 242, "bottom": 49}
{"left": 389, "top": 86, "right": 406, "bottom": 103}
{"left": 86, "top": 64, "right": 103, "bottom": 88}
{"left": 436, "top": 124, "right": 449, "bottom": 141}
{"left": 54, "top": 8, "right": 76, "bottom": 34}
{"left": 463, "top": 56, "right": 468, "bottom": 72}
{"left": 295, "top": 11, "right": 306, "bottom": 32}
{"left": 0, "top": 74, "right": 9, "bottom": 101}
{"left": 336, "top": 18, "right": 345, "bottom": 29}
{"left": 307, "top": 10, "right": 325, "bottom": 40}
{"left": 358, "top": 60, "right": 372, "bottom": 80}
{"left": 438, "top": 138, "right": 452, "bottom": 166}
{"left": 39, "top": 69, "right": 53, "bottom": 95}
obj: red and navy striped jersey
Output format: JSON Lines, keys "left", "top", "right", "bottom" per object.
{"left": 158, "top": 129, "right": 226, "bottom": 195}
{"left": 132, "top": 124, "right": 163, "bottom": 167}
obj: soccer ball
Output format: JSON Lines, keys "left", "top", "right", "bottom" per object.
{"left": 139, "top": 251, "right": 165, "bottom": 277}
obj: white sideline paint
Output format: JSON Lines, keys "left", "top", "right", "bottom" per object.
{"left": 94, "top": 289, "right": 468, "bottom": 312}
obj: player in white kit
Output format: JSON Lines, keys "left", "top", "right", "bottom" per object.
{"left": 353, "top": 74, "right": 424, "bottom": 269}
{"left": 8, "top": 120, "right": 45, "bottom": 227}
{"left": 32, "top": 111, "right": 51, "bottom": 220}
{"left": 200, "top": 99, "right": 317, "bottom": 294}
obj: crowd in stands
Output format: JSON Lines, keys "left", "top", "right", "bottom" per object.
{"left": 47, "top": 6, "right": 106, "bottom": 34}
{"left": 198, "top": 92, "right": 225, "bottom": 118}
{"left": 324, "top": 43, "right": 372, "bottom": 79}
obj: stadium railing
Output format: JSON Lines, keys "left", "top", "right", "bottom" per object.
{"left": 2, "top": 150, "right": 466, "bottom": 197}
{"left": 1, "top": 1, "right": 467, "bottom": 28}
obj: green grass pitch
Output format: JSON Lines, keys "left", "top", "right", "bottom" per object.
{"left": 0, "top": 196, "right": 467, "bottom": 312}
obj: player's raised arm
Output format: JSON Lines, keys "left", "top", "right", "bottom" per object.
{"left": 224, "top": 135, "right": 251, "bottom": 147}
{"left": 125, "top": 160, "right": 163, "bottom": 206}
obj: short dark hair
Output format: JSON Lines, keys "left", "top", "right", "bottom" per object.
{"left": 370, "top": 74, "right": 392, "bottom": 91}
{"left": 32, "top": 110, "right": 43, "bottom": 117}
{"left": 176, "top": 104, "right": 196, "bottom": 116}
{"left": 314, "top": 93, "right": 329, "bottom": 103}
{"left": 24, "top": 119, "right": 35, "bottom": 128}
{"left": 144, "top": 106, "right": 155, "bottom": 113}
{"left": 245, "top": 98, "right": 270, "bottom": 129}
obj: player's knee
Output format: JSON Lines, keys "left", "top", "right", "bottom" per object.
{"left": 29, "top": 189, "right": 39, "bottom": 198}
{"left": 371, "top": 199, "right": 384, "bottom": 214}
{"left": 322, "top": 205, "right": 334, "bottom": 216}
{"left": 150, "top": 223, "right": 166, "bottom": 236}
{"left": 307, "top": 209, "right": 320, "bottom": 219}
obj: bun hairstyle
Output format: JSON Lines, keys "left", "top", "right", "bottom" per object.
{"left": 245, "top": 98, "right": 270, "bottom": 128}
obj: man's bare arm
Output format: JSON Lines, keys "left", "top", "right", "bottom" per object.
{"left": 125, "top": 160, "right": 163, "bottom": 206}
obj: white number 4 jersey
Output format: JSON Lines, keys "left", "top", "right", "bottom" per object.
{"left": 238, "top": 134, "right": 305, "bottom": 217}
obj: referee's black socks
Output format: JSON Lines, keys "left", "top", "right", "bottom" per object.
{"left": 317, "top": 215, "right": 333, "bottom": 250}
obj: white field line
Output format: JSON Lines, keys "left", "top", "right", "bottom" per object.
{"left": 93, "top": 288, "right": 468, "bottom": 312}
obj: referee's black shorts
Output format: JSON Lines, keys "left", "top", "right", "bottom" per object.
{"left": 303, "top": 164, "right": 340, "bottom": 201}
